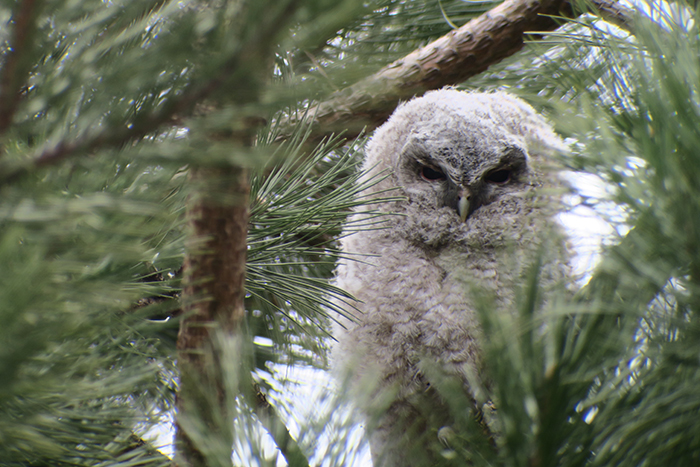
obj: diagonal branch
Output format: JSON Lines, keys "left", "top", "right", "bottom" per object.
{"left": 0, "top": 62, "right": 233, "bottom": 186}
{"left": 0, "top": 0, "right": 316, "bottom": 187}
{"left": 295, "top": 0, "right": 634, "bottom": 141}
{"left": 306, "top": 0, "right": 572, "bottom": 135}
{"left": 0, "top": 0, "right": 633, "bottom": 185}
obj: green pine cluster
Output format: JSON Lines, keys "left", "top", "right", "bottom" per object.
{"left": 1, "top": 0, "right": 699, "bottom": 466}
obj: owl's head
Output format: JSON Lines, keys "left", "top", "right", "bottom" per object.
{"left": 361, "top": 89, "right": 566, "bottom": 248}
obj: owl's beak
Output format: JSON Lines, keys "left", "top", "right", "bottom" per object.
{"left": 457, "top": 188, "right": 471, "bottom": 223}
{"left": 445, "top": 184, "right": 478, "bottom": 222}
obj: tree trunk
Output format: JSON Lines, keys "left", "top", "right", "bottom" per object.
{"left": 174, "top": 166, "right": 249, "bottom": 467}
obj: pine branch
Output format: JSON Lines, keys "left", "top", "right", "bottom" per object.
{"left": 0, "top": 0, "right": 634, "bottom": 183}
{"left": 0, "top": 55, "right": 249, "bottom": 187}
{"left": 578, "top": 211, "right": 669, "bottom": 307}
{"left": 0, "top": 0, "right": 43, "bottom": 136}
{"left": 287, "top": 0, "right": 634, "bottom": 141}
{"left": 0, "top": 0, "right": 298, "bottom": 187}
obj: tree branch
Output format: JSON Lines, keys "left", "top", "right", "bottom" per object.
{"left": 294, "top": 0, "right": 634, "bottom": 141}
{"left": 296, "top": 0, "right": 573, "bottom": 139}
{"left": 253, "top": 382, "right": 311, "bottom": 467}
{"left": 0, "top": 50, "right": 249, "bottom": 188}
{"left": 0, "top": 0, "right": 296, "bottom": 187}
{"left": 0, "top": 0, "right": 43, "bottom": 136}
{"left": 0, "top": 0, "right": 634, "bottom": 184}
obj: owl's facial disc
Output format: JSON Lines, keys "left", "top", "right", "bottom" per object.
{"left": 443, "top": 149, "right": 528, "bottom": 222}
{"left": 399, "top": 137, "right": 530, "bottom": 222}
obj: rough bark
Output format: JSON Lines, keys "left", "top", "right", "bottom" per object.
{"left": 174, "top": 167, "right": 250, "bottom": 467}
{"left": 294, "top": 0, "right": 633, "bottom": 141}
{"left": 296, "top": 0, "right": 572, "bottom": 138}
{"left": 178, "top": 169, "right": 249, "bottom": 344}
{"left": 0, "top": 0, "right": 43, "bottom": 136}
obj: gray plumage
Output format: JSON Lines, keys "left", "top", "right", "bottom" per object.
{"left": 332, "top": 89, "right": 567, "bottom": 467}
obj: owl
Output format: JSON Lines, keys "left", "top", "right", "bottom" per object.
{"left": 332, "top": 89, "right": 568, "bottom": 467}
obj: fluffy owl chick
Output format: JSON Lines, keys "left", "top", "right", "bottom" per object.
{"left": 332, "top": 89, "right": 567, "bottom": 467}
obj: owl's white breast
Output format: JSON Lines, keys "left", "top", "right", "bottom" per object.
{"left": 333, "top": 226, "right": 491, "bottom": 398}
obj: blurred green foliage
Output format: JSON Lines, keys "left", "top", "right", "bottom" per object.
{"left": 2, "top": 0, "right": 700, "bottom": 466}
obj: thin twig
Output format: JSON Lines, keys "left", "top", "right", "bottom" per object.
{"left": 590, "top": 0, "right": 636, "bottom": 34}
{"left": 253, "top": 382, "right": 311, "bottom": 467}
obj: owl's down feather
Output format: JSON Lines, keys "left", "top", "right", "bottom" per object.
{"left": 332, "top": 89, "right": 568, "bottom": 467}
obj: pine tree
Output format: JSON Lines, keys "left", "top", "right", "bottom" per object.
{"left": 1, "top": 1, "right": 699, "bottom": 466}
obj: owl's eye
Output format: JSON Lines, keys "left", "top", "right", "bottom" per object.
{"left": 420, "top": 166, "right": 447, "bottom": 182}
{"left": 485, "top": 169, "right": 511, "bottom": 184}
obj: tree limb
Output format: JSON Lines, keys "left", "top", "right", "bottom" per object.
{"left": 294, "top": 0, "right": 634, "bottom": 141}
{"left": 0, "top": 0, "right": 634, "bottom": 183}
{"left": 0, "top": 0, "right": 299, "bottom": 186}
{"left": 0, "top": 0, "right": 43, "bottom": 136}
{"left": 296, "top": 0, "right": 574, "bottom": 138}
